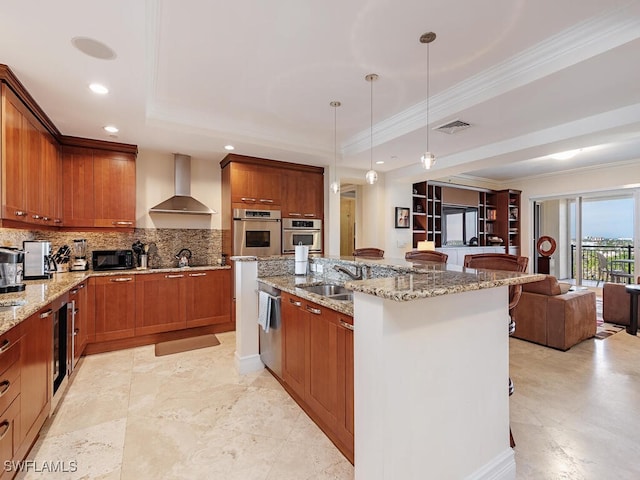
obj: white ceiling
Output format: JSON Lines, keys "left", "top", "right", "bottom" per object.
{"left": 1, "top": 0, "right": 640, "bottom": 184}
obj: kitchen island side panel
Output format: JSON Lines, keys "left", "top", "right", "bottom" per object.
{"left": 353, "top": 287, "right": 515, "bottom": 480}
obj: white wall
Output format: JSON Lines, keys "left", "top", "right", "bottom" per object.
{"left": 136, "top": 150, "right": 222, "bottom": 229}
{"left": 511, "top": 159, "right": 640, "bottom": 261}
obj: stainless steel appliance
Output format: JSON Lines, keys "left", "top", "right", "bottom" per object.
{"left": 92, "top": 250, "right": 134, "bottom": 271}
{"left": 233, "top": 209, "right": 281, "bottom": 256}
{"left": 23, "top": 240, "right": 55, "bottom": 279}
{"left": 0, "top": 247, "right": 26, "bottom": 293}
{"left": 282, "top": 218, "right": 323, "bottom": 254}
{"left": 258, "top": 282, "right": 282, "bottom": 378}
{"left": 71, "top": 239, "right": 88, "bottom": 271}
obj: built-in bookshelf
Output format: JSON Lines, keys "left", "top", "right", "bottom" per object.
{"left": 412, "top": 182, "right": 442, "bottom": 248}
{"left": 497, "top": 189, "right": 521, "bottom": 255}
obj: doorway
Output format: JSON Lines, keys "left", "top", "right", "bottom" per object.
{"left": 340, "top": 187, "right": 356, "bottom": 256}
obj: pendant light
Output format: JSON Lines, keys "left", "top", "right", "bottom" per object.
{"left": 365, "top": 73, "right": 379, "bottom": 185}
{"left": 329, "top": 101, "right": 341, "bottom": 194}
{"left": 420, "top": 32, "right": 436, "bottom": 170}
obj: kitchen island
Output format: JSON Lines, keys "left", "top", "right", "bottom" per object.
{"left": 233, "top": 255, "right": 543, "bottom": 480}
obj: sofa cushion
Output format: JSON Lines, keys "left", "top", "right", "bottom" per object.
{"left": 558, "top": 282, "right": 572, "bottom": 294}
{"left": 523, "top": 275, "right": 561, "bottom": 296}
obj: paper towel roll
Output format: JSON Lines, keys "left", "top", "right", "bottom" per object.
{"left": 295, "top": 245, "right": 309, "bottom": 261}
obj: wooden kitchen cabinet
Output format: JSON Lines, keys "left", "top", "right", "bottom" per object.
{"left": 62, "top": 145, "right": 136, "bottom": 229}
{"left": 281, "top": 292, "right": 308, "bottom": 400}
{"left": 282, "top": 169, "right": 324, "bottom": 218}
{"left": 93, "top": 151, "right": 136, "bottom": 228}
{"left": 0, "top": 325, "right": 23, "bottom": 472}
{"left": 185, "top": 269, "right": 231, "bottom": 328}
{"left": 19, "top": 302, "right": 54, "bottom": 461}
{"left": 281, "top": 292, "right": 354, "bottom": 462}
{"left": 135, "top": 272, "right": 187, "bottom": 335}
{"left": 228, "top": 160, "right": 282, "bottom": 207}
{"left": 93, "top": 275, "right": 136, "bottom": 342}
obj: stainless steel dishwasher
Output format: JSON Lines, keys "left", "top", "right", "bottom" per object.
{"left": 258, "top": 282, "right": 282, "bottom": 378}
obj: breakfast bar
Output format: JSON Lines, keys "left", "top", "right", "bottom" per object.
{"left": 234, "top": 255, "right": 543, "bottom": 480}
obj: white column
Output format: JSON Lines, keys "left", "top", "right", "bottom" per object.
{"left": 233, "top": 259, "right": 264, "bottom": 374}
{"left": 353, "top": 286, "right": 515, "bottom": 480}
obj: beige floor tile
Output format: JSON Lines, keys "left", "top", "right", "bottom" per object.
{"left": 265, "top": 438, "right": 354, "bottom": 480}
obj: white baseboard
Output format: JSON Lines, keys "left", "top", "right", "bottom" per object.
{"left": 234, "top": 352, "right": 264, "bottom": 374}
{"left": 465, "top": 448, "right": 516, "bottom": 480}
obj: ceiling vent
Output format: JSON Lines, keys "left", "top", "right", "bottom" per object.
{"left": 149, "top": 154, "right": 216, "bottom": 215}
{"left": 434, "top": 119, "right": 471, "bottom": 135}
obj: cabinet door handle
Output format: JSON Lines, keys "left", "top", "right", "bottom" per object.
{"left": 74, "top": 308, "right": 79, "bottom": 315}
{"left": 42, "top": 216, "right": 51, "bottom": 221}
{"left": 40, "top": 309, "right": 53, "bottom": 318}
{"left": 14, "top": 211, "right": 27, "bottom": 217}
{"left": 112, "top": 221, "right": 133, "bottom": 226}
{"left": 110, "top": 277, "right": 133, "bottom": 282}
{"left": 188, "top": 273, "right": 207, "bottom": 277}
{"left": 306, "top": 305, "right": 322, "bottom": 315}
{"left": 32, "top": 214, "right": 41, "bottom": 220}
{"left": 0, "top": 380, "right": 10, "bottom": 397}
{"left": 74, "top": 329, "right": 79, "bottom": 336}
{"left": 289, "top": 298, "right": 302, "bottom": 307}
{"left": 70, "top": 289, "right": 78, "bottom": 294}
{"left": 54, "top": 219, "right": 63, "bottom": 224}
{"left": 240, "top": 197, "right": 256, "bottom": 202}
{"left": 0, "top": 340, "right": 10, "bottom": 354}
{"left": 303, "top": 213, "right": 316, "bottom": 217}
{"left": 259, "top": 199, "right": 274, "bottom": 203}
{"left": 0, "top": 421, "right": 9, "bottom": 441}
{"left": 77, "top": 283, "right": 85, "bottom": 289}
{"left": 165, "top": 274, "right": 185, "bottom": 279}
{"left": 288, "top": 212, "right": 302, "bottom": 217}
{"left": 339, "top": 320, "right": 354, "bottom": 331}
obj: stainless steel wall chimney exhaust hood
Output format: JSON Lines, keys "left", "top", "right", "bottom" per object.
{"left": 149, "top": 154, "right": 216, "bottom": 215}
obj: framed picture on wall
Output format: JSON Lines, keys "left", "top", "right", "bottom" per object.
{"left": 395, "top": 207, "right": 410, "bottom": 228}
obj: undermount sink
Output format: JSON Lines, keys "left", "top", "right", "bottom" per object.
{"left": 299, "top": 284, "right": 353, "bottom": 301}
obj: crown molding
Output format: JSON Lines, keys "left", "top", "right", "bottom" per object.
{"left": 343, "top": 4, "right": 640, "bottom": 156}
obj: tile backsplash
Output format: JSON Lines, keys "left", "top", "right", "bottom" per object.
{"left": 0, "top": 228, "right": 223, "bottom": 269}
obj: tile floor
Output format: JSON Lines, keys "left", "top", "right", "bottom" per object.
{"left": 17, "top": 329, "right": 640, "bottom": 479}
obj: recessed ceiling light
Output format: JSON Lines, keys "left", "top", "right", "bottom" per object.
{"left": 89, "top": 83, "right": 109, "bottom": 95}
{"left": 224, "top": 145, "right": 235, "bottom": 151}
{"left": 550, "top": 149, "right": 581, "bottom": 160}
{"left": 375, "top": 160, "right": 385, "bottom": 165}
{"left": 104, "top": 125, "right": 119, "bottom": 133}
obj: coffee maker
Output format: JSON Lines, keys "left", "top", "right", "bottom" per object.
{"left": 23, "top": 240, "right": 55, "bottom": 279}
{"left": 0, "top": 247, "right": 26, "bottom": 293}
{"left": 70, "top": 239, "right": 88, "bottom": 271}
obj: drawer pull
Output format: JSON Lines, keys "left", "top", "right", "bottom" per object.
{"left": 259, "top": 199, "right": 274, "bottom": 203}
{"left": 74, "top": 309, "right": 79, "bottom": 315}
{"left": 40, "top": 309, "right": 53, "bottom": 318}
{"left": 240, "top": 197, "right": 256, "bottom": 202}
{"left": 340, "top": 320, "right": 354, "bottom": 331}
{"left": 306, "top": 306, "right": 322, "bottom": 315}
{"left": 32, "top": 214, "right": 41, "bottom": 220}
{"left": 70, "top": 289, "right": 78, "bottom": 294}
{"left": 188, "top": 273, "right": 207, "bottom": 277}
{"left": 14, "top": 211, "right": 27, "bottom": 217}
{"left": 303, "top": 214, "right": 316, "bottom": 217}
{"left": 54, "top": 218, "right": 63, "bottom": 224}
{"left": 0, "top": 380, "right": 10, "bottom": 397}
{"left": 289, "top": 299, "right": 302, "bottom": 307}
{"left": 74, "top": 329, "right": 79, "bottom": 336}
{"left": 110, "top": 277, "right": 133, "bottom": 282}
{"left": 288, "top": 212, "right": 302, "bottom": 217}
{"left": 0, "top": 339, "right": 10, "bottom": 354}
{"left": 0, "top": 421, "right": 9, "bottom": 441}
{"left": 112, "top": 221, "right": 133, "bottom": 226}
{"left": 42, "top": 216, "right": 51, "bottom": 221}
{"left": 78, "top": 283, "right": 85, "bottom": 289}
{"left": 165, "top": 274, "right": 184, "bottom": 279}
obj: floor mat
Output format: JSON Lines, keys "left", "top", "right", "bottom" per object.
{"left": 595, "top": 323, "right": 624, "bottom": 340}
{"left": 155, "top": 334, "right": 220, "bottom": 356}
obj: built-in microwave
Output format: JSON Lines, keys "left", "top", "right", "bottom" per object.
{"left": 92, "top": 250, "right": 134, "bottom": 271}
{"left": 282, "top": 218, "right": 322, "bottom": 254}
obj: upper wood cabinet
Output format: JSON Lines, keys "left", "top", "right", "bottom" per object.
{"left": 228, "top": 161, "right": 282, "bottom": 207}
{"left": 62, "top": 144, "right": 136, "bottom": 229}
{"left": 282, "top": 169, "right": 323, "bottom": 218}
{"left": 1, "top": 65, "right": 138, "bottom": 231}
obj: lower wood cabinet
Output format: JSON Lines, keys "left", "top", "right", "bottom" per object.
{"left": 69, "top": 280, "right": 90, "bottom": 364}
{"left": 0, "top": 325, "right": 23, "bottom": 474}
{"left": 135, "top": 272, "right": 187, "bottom": 335}
{"left": 185, "top": 270, "right": 231, "bottom": 328}
{"left": 281, "top": 292, "right": 354, "bottom": 462}
{"left": 92, "top": 275, "right": 137, "bottom": 342}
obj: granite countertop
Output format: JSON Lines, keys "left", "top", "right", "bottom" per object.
{"left": 0, "top": 265, "right": 230, "bottom": 336}
{"left": 258, "top": 275, "right": 353, "bottom": 317}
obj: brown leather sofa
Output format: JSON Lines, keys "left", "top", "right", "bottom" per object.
{"left": 603, "top": 277, "right": 640, "bottom": 326}
{"left": 511, "top": 275, "right": 596, "bottom": 351}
